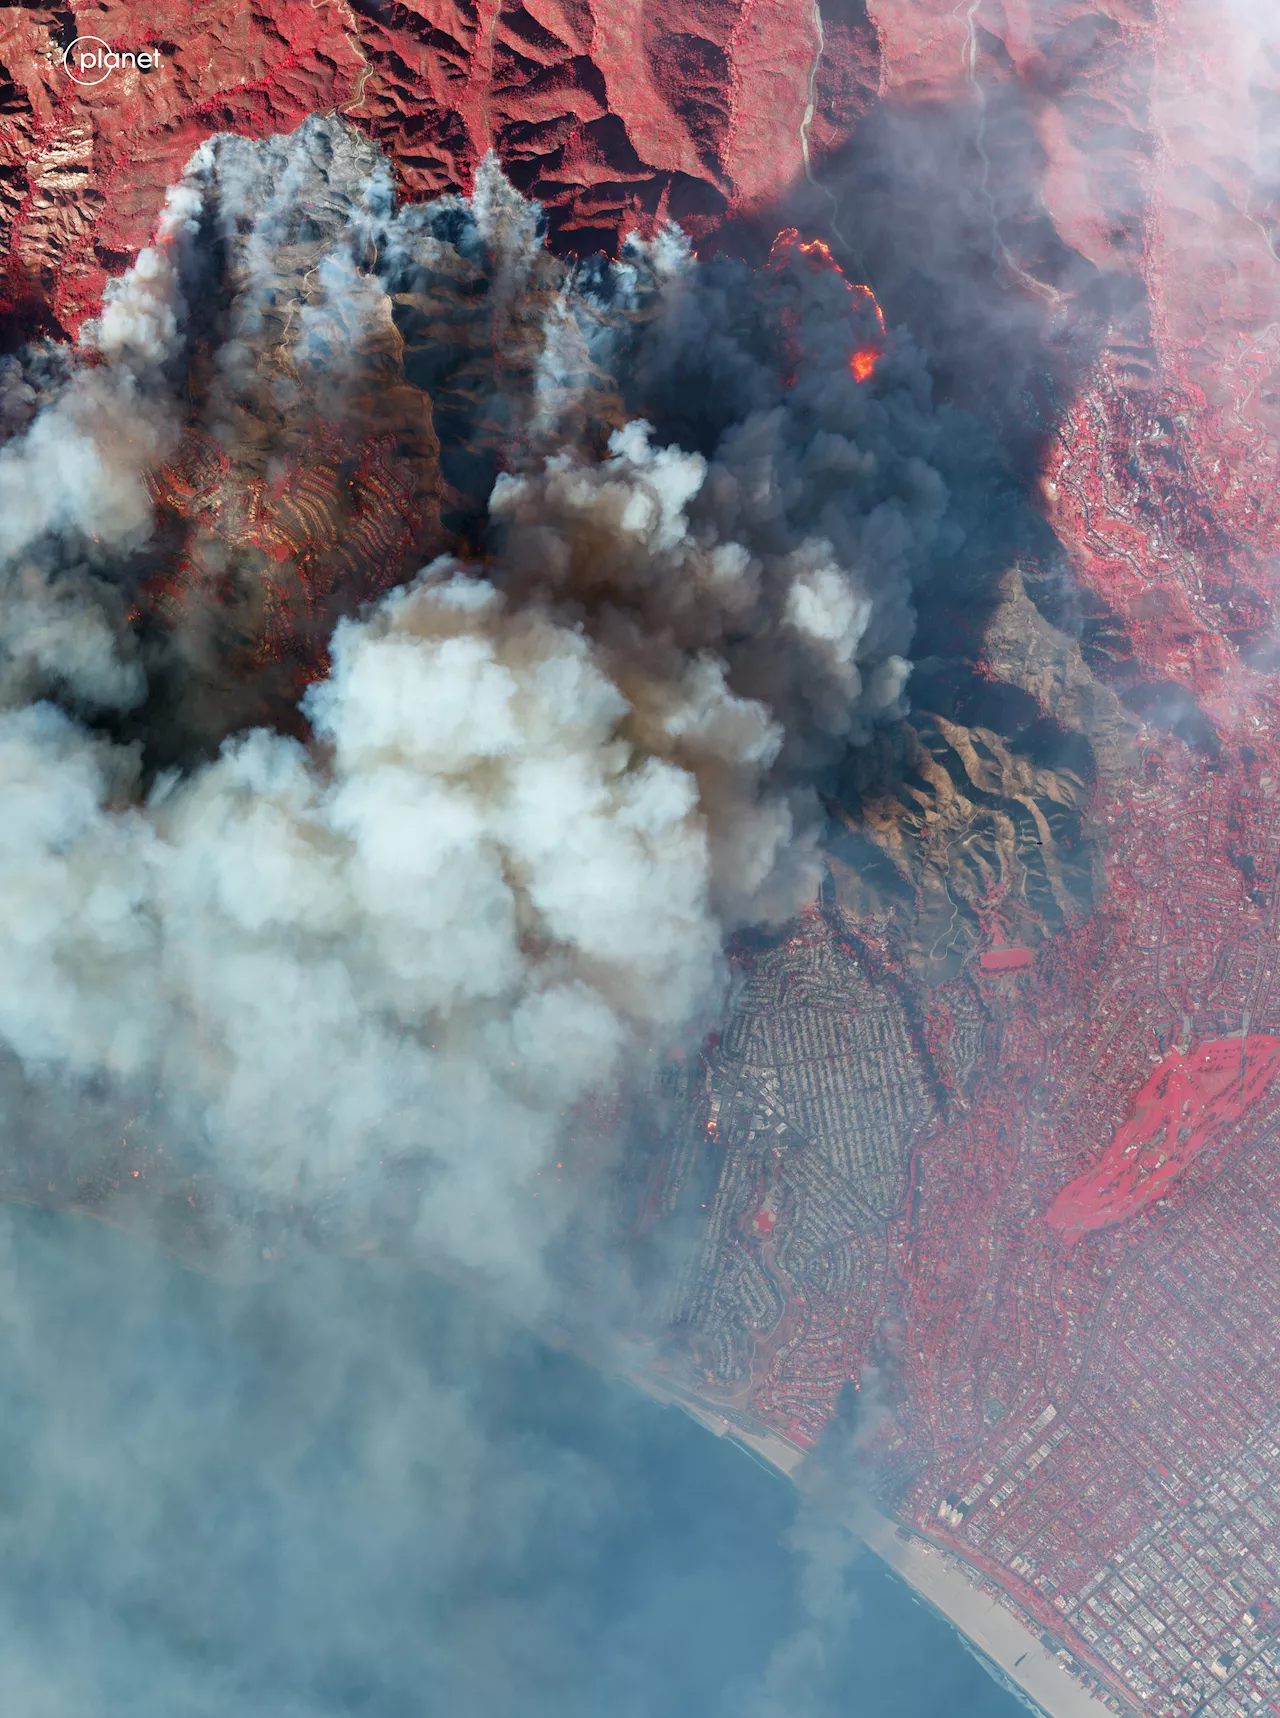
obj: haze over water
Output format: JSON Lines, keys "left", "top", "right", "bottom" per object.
{"left": 0, "top": 1205, "right": 1022, "bottom": 1718}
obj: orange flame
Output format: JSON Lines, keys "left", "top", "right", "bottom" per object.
{"left": 850, "top": 280, "right": 888, "bottom": 340}
{"left": 768, "top": 227, "right": 885, "bottom": 383}
{"left": 768, "top": 229, "right": 841, "bottom": 271}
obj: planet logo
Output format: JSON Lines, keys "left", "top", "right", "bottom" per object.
{"left": 62, "top": 38, "right": 163, "bottom": 86}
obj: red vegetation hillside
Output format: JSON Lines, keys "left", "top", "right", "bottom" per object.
{"left": 0, "top": 0, "right": 840, "bottom": 337}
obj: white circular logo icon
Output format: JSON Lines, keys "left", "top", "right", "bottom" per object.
{"left": 62, "top": 37, "right": 114, "bottom": 86}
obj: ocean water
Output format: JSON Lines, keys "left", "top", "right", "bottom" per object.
{"left": 0, "top": 1205, "right": 1023, "bottom": 1718}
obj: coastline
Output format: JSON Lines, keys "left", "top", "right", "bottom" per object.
{"left": 640, "top": 1384, "right": 1122, "bottom": 1718}
{"left": 853, "top": 1508, "right": 1121, "bottom": 1718}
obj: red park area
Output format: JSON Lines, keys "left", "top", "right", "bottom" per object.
{"left": 1046, "top": 1036, "right": 1280, "bottom": 1242}
{"left": 979, "top": 947, "right": 1034, "bottom": 974}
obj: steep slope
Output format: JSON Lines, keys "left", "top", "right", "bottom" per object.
{"left": 0, "top": 0, "right": 831, "bottom": 339}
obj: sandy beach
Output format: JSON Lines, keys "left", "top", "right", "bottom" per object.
{"left": 647, "top": 1392, "right": 1126, "bottom": 1718}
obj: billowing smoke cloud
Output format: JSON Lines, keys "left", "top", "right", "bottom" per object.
{"left": 0, "top": 456, "right": 818, "bottom": 1295}
{"left": 0, "top": 171, "right": 209, "bottom": 712}
{"left": 0, "top": 116, "right": 988, "bottom": 1317}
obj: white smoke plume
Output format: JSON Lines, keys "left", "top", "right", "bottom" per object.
{"left": 0, "top": 168, "right": 209, "bottom": 712}
{"left": 0, "top": 118, "right": 963, "bottom": 1308}
{"left": 0, "top": 427, "right": 852, "bottom": 1299}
